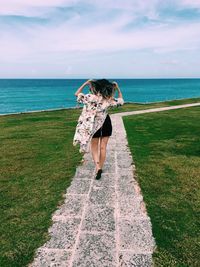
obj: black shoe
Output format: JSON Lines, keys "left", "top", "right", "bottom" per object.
{"left": 95, "top": 169, "right": 102, "bottom": 180}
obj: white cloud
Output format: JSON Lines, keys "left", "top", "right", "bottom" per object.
{"left": 0, "top": 0, "right": 200, "bottom": 77}
{"left": 160, "top": 60, "right": 179, "bottom": 65}
{"left": 180, "top": 0, "right": 200, "bottom": 8}
{"left": 3, "top": 18, "right": 199, "bottom": 56}
{"left": 0, "top": 0, "right": 78, "bottom": 16}
{"left": 65, "top": 65, "right": 72, "bottom": 75}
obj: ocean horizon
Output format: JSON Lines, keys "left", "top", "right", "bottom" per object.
{"left": 0, "top": 78, "right": 200, "bottom": 115}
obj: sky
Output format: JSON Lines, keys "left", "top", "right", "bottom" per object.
{"left": 0, "top": 0, "right": 200, "bottom": 78}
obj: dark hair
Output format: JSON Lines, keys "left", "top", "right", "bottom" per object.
{"left": 90, "top": 79, "right": 115, "bottom": 99}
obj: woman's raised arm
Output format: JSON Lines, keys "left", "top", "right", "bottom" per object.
{"left": 74, "top": 79, "right": 92, "bottom": 97}
{"left": 113, "top": 81, "right": 123, "bottom": 98}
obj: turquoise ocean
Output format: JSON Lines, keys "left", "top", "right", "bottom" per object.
{"left": 0, "top": 78, "right": 200, "bottom": 115}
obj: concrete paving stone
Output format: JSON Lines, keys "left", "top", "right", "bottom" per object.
{"left": 117, "top": 133, "right": 127, "bottom": 137}
{"left": 115, "top": 146, "right": 130, "bottom": 152}
{"left": 117, "top": 179, "right": 136, "bottom": 197}
{"left": 44, "top": 218, "right": 81, "bottom": 249}
{"left": 30, "top": 249, "right": 72, "bottom": 267}
{"left": 104, "top": 159, "right": 115, "bottom": 167}
{"left": 104, "top": 156, "right": 115, "bottom": 164}
{"left": 107, "top": 146, "right": 116, "bottom": 150}
{"left": 108, "top": 143, "right": 116, "bottom": 147}
{"left": 118, "top": 195, "right": 145, "bottom": 218}
{"left": 108, "top": 153, "right": 116, "bottom": 159}
{"left": 72, "top": 232, "right": 117, "bottom": 267}
{"left": 118, "top": 252, "right": 153, "bottom": 267}
{"left": 81, "top": 204, "right": 115, "bottom": 232}
{"left": 115, "top": 140, "right": 128, "bottom": 146}
{"left": 83, "top": 160, "right": 94, "bottom": 166}
{"left": 117, "top": 173, "right": 136, "bottom": 185}
{"left": 103, "top": 162, "right": 115, "bottom": 170}
{"left": 107, "top": 138, "right": 116, "bottom": 143}
{"left": 82, "top": 163, "right": 95, "bottom": 171}
{"left": 108, "top": 140, "right": 116, "bottom": 144}
{"left": 105, "top": 147, "right": 116, "bottom": 152}
{"left": 116, "top": 128, "right": 126, "bottom": 133}
{"left": 83, "top": 153, "right": 92, "bottom": 159}
{"left": 93, "top": 173, "right": 115, "bottom": 188}
{"left": 115, "top": 132, "right": 127, "bottom": 136}
{"left": 107, "top": 143, "right": 116, "bottom": 148}
{"left": 117, "top": 152, "right": 132, "bottom": 161}
{"left": 74, "top": 167, "right": 92, "bottom": 179}
{"left": 82, "top": 158, "right": 94, "bottom": 165}
{"left": 66, "top": 179, "right": 91, "bottom": 194}
{"left": 117, "top": 158, "right": 133, "bottom": 169}
{"left": 89, "top": 185, "right": 116, "bottom": 206}
{"left": 117, "top": 162, "right": 133, "bottom": 169}
{"left": 115, "top": 145, "right": 129, "bottom": 150}
{"left": 117, "top": 188, "right": 136, "bottom": 199}
{"left": 117, "top": 169, "right": 134, "bottom": 177}
{"left": 107, "top": 147, "right": 116, "bottom": 152}
{"left": 107, "top": 146, "right": 116, "bottom": 151}
{"left": 107, "top": 150, "right": 115, "bottom": 156}
{"left": 102, "top": 163, "right": 116, "bottom": 173}
{"left": 116, "top": 139, "right": 128, "bottom": 146}
{"left": 115, "top": 128, "right": 126, "bottom": 132}
{"left": 118, "top": 218, "right": 155, "bottom": 252}
{"left": 52, "top": 195, "right": 87, "bottom": 219}
{"left": 117, "top": 185, "right": 137, "bottom": 200}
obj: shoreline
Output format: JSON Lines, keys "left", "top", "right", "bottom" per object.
{"left": 0, "top": 96, "right": 200, "bottom": 117}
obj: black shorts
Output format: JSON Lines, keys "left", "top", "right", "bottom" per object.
{"left": 92, "top": 114, "right": 112, "bottom": 138}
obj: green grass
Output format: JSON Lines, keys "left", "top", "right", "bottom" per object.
{"left": 108, "top": 96, "right": 200, "bottom": 114}
{"left": 0, "top": 97, "right": 200, "bottom": 266}
{"left": 123, "top": 106, "right": 200, "bottom": 267}
{"left": 0, "top": 109, "right": 83, "bottom": 267}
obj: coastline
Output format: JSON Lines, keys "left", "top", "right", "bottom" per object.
{"left": 0, "top": 96, "right": 200, "bottom": 117}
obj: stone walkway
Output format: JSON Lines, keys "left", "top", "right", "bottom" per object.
{"left": 29, "top": 102, "right": 200, "bottom": 267}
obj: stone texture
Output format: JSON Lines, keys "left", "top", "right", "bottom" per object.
{"left": 52, "top": 194, "right": 87, "bottom": 219}
{"left": 118, "top": 195, "right": 144, "bottom": 218}
{"left": 89, "top": 185, "right": 115, "bottom": 206}
{"left": 29, "top": 113, "right": 157, "bottom": 267}
{"left": 44, "top": 217, "right": 81, "bottom": 250}
{"left": 118, "top": 252, "right": 153, "bottom": 267}
{"left": 30, "top": 249, "right": 72, "bottom": 267}
{"left": 81, "top": 204, "right": 115, "bottom": 232}
{"left": 66, "top": 179, "right": 91, "bottom": 194}
{"left": 72, "top": 232, "right": 117, "bottom": 267}
{"left": 118, "top": 218, "right": 155, "bottom": 252}
{"left": 101, "top": 163, "right": 116, "bottom": 173}
{"left": 93, "top": 173, "right": 115, "bottom": 188}
{"left": 74, "top": 167, "right": 92, "bottom": 179}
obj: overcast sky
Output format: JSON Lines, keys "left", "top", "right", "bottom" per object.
{"left": 0, "top": 0, "right": 200, "bottom": 78}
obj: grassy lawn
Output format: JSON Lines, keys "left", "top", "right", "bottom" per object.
{"left": 0, "top": 109, "right": 83, "bottom": 267}
{"left": 123, "top": 106, "right": 200, "bottom": 267}
{"left": 108, "top": 96, "right": 200, "bottom": 114}
{"left": 0, "top": 97, "right": 200, "bottom": 266}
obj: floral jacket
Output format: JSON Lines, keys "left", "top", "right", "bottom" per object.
{"left": 73, "top": 92, "right": 124, "bottom": 153}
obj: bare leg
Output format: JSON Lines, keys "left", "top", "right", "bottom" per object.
{"left": 99, "top": 136, "right": 109, "bottom": 169}
{"left": 90, "top": 137, "right": 100, "bottom": 172}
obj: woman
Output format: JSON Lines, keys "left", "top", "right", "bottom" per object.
{"left": 73, "top": 78, "right": 124, "bottom": 179}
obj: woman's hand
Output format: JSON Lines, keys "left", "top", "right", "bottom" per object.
{"left": 74, "top": 79, "right": 93, "bottom": 97}
{"left": 85, "top": 79, "right": 93, "bottom": 86}
{"left": 112, "top": 81, "right": 119, "bottom": 91}
{"left": 112, "top": 81, "right": 122, "bottom": 98}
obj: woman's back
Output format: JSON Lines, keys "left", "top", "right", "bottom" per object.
{"left": 73, "top": 79, "right": 124, "bottom": 153}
